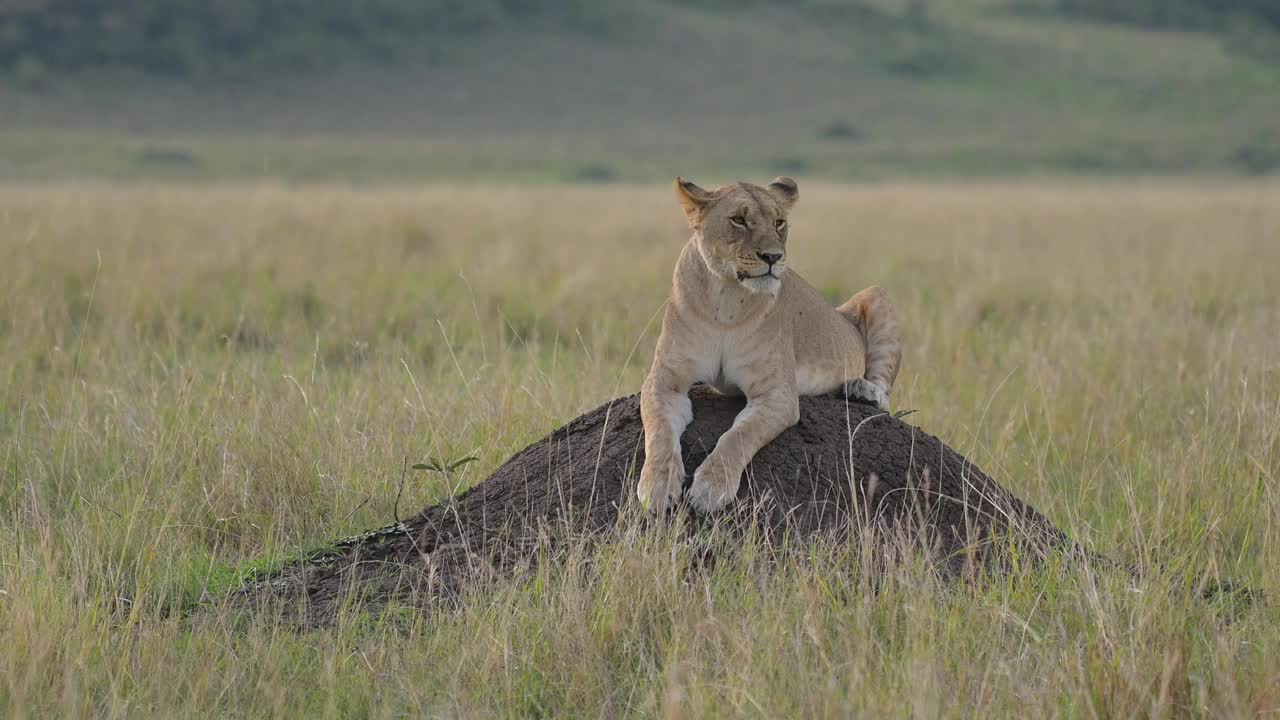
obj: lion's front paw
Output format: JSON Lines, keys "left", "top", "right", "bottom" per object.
{"left": 841, "top": 378, "right": 889, "bottom": 411}
{"left": 686, "top": 458, "right": 743, "bottom": 515}
{"left": 637, "top": 455, "right": 685, "bottom": 514}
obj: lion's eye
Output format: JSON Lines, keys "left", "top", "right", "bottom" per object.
{"left": 729, "top": 215, "right": 747, "bottom": 229}
{"left": 775, "top": 219, "right": 787, "bottom": 231}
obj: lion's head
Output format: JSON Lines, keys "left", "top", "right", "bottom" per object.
{"left": 674, "top": 176, "right": 798, "bottom": 295}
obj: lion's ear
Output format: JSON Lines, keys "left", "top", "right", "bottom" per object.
{"left": 674, "top": 177, "right": 714, "bottom": 228}
{"left": 767, "top": 176, "right": 798, "bottom": 210}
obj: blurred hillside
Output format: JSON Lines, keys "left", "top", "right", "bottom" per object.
{"left": 1, "top": 0, "right": 1278, "bottom": 181}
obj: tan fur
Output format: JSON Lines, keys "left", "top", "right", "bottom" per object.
{"left": 637, "top": 177, "right": 902, "bottom": 514}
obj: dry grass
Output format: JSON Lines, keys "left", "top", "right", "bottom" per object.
{"left": 1, "top": 180, "right": 1278, "bottom": 717}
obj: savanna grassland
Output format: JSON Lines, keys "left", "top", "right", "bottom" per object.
{"left": 4, "top": 0, "right": 1280, "bottom": 183}
{"left": 1, "top": 180, "right": 1278, "bottom": 717}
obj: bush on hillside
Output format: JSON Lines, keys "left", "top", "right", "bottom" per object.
{"left": 1055, "top": 0, "right": 1280, "bottom": 33}
{"left": 0, "top": 0, "right": 632, "bottom": 77}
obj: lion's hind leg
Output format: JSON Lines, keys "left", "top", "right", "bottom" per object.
{"left": 836, "top": 286, "right": 901, "bottom": 406}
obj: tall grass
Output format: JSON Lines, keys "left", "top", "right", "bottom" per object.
{"left": 1, "top": 180, "right": 1277, "bottom": 716}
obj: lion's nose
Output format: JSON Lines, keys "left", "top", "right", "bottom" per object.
{"left": 758, "top": 251, "right": 783, "bottom": 266}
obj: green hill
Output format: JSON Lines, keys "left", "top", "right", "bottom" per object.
{"left": 1, "top": 0, "right": 1278, "bottom": 181}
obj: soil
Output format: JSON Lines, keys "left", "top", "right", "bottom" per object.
{"left": 237, "top": 386, "right": 1095, "bottom": 625}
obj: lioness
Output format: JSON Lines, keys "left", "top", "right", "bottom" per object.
{"left": 637, "top": 176, "right": 901, "bottom": 514}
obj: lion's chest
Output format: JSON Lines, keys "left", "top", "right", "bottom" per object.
{"left": 693, "top": 332, "right": 763, "bottom": 398}
{"left": 709, "top": 364, "right": 742, "bottom": 397}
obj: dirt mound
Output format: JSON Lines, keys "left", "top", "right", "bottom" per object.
{"left": 239, "top": 386, "right": 1091, "bottom": 624}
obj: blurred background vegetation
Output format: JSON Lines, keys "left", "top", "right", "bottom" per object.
{"left": 1, "top": 0, "right": 1278, "bottom": 181}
